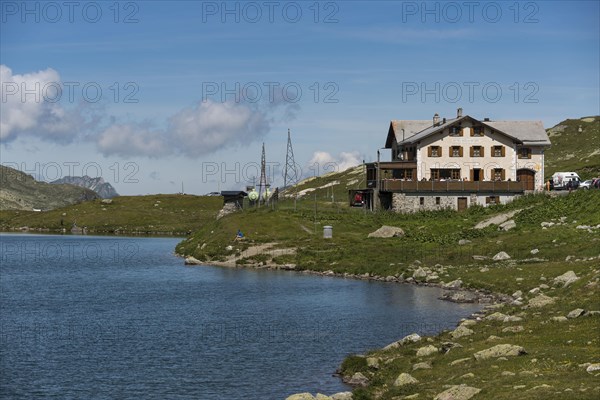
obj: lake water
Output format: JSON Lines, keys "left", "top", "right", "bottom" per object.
{"left": 0, "top": 234, "right": 480, "bottom": 399}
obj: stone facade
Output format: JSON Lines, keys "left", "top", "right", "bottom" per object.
{"left": 392, "top": 192, "right": 518, "bottom": 212}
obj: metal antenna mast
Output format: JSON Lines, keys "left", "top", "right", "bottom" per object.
{"left": 258, "top": 143, "right": 268, "bottom": 203}
{"left": 284, "top": 129, "right": 297, "bottom": 188}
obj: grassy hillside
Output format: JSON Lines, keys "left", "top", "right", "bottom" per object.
{"left": 545, "top": 116, "right": 600, "bottom": 178}
{"left": 0, "top": 165, "right": 98, "bottom": 211}
{"left": 0, "top": 194, "right": 222, "bottom": 236}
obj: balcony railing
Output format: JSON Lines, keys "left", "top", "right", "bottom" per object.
{"left": 380, "top": 180, "right": 526, "bottom": 193}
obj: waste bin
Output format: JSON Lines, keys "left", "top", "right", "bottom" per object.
{"left": 323, "top": 225, "right": 333, "bottom": 239}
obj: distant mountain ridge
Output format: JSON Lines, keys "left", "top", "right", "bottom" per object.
{"left": 0, "top": 165, "right": 98, "bottom": 211}
{"left": 51, "top": 176, "right": 119, "bottom": 199}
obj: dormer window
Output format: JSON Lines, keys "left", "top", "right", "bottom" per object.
{"left": 471, "top": 126, "right": 484, "bottom": 137}
{"left": 449, "top": 126, "right": 463, "bottom": 136}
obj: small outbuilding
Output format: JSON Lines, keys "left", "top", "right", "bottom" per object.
{"left": 220, "top": 191, "right": 247, "bottom": 209}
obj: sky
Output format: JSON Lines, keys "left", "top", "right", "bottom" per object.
{"left": 1, "top": 0, "right": 599, "bottom": 195}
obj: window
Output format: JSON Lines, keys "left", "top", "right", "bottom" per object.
{"left": 449, "top": 126, "right": 462, "bottom": 136}
{"left": 493, "top": 168, "right": 505, "bottom": 181}
{"left": 518, "top": 148, "right": 532, "bottom": 159}
{"left": 428, "top": 146, "right": 442, "bottom": 157}
{"left": 486, "top": 196, "right": 498, "bottom": 204}
{"left": 471, "top": 126, "right": 484, "bottom": 136}
{"left": 435, "top": 197, "right": 441, "bottom": 205}
{"left": 451, "top": 146, "right": 463, "bottom": 157}
{"left": 470, "top": 146, "right": 484, "bottom": 157}
{"left": 493, "top": 145, "right": 505, "bottom": 157}
{"left": 430, "top": 169, "right": 461, "bottom": 180}
{"left": 419, "top": 197, "right": 424, "bottom": 206}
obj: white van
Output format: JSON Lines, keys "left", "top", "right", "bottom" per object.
{"left": 552, "top": 172, "right": 580, "bottom": 190}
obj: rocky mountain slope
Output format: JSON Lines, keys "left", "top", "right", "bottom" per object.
{"left": 0, "top": 165, "right": 98, "bottom": 211}
{"left": 51, "top": 176, "right": 119, "bottom": 199}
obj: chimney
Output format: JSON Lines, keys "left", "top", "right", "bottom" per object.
{"left": 433, "top": 113, "right": 440, "bottom": 126}
{"left": 457, "top": 108, "right": 463, "bottom": 118}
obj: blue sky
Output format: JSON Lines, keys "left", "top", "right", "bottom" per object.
{"left": 1, "top": 1, "right": 599, "bottom": 195}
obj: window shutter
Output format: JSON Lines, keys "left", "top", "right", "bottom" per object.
{"left": 470, "top": 146, "right": 474, "bottom": 157}
{"left": 501, "top": 169, "right": 506, "bottom": 180}
{"left": 527, "top": 149, "right": 532, "bottom": 159}
{"left": 470, "top": 169, "right": 474, "bottom": 181}
{"left": 438, "top": 147, "right": 442, "bottom": 157}
{"left": 486, "top": 196, "right": 491, "bottom": 204}
{"left": 501, "top": 146, "right": 505, "bottom": 157}
{"left": 459, "top": 146, "right": 463, "bottom": 157}
{"left": 470, "top": 128, "right": 474, "bottom": 137}
{"left": 490, "top": 169, "right": 495, "bottom": 181}
{"left": 480, "top": 147, "right": 485, "bottom": 157}
{"left": 428, "top": 146, "right": 432, "bottom": 157}
{"left": 459, "top": 128, "right": 464, "bottom": 137}
{"left": 491, "top": 146, "right": 495, "bottom": 157}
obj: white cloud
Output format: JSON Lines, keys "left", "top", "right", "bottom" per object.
{"left": 168, "top": 100, "right": 270, "bottom": 157}
{"left": 0, "top": 65, "right": 82, "bottom": 142}
{"left": 308, "top": 150, "right": 362, "bottom": 175}
{"left": 1, "top": 65, "right": 296, "bottom": 158}
{"left": 96, "top": 124, "right": 171, "bottom": 158}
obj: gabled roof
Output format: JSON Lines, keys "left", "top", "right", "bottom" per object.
{"left": 388, "top": 115, "right": 550, "bottom": 147}
{"left": 221, "top": 191, "right": 247, "bottom": 196}
{"left": 483, "top": 120, "right": 550, "bottom": 146}
{"left": 385, "top": 120, "right": 431, "bottom": 147}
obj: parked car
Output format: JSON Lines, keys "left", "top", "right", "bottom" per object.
{"left": 579, "top": 180, "right": 593, "bottom": 190}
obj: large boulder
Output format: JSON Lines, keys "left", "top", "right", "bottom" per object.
{"left": 527, "top": 294, "right": 555, "bottom": 308}
{"left": 451, "top": 325, "right": 474, "bottom": 339}
{"left": 416, "top": 345, "right": 439, "bottom": 357}
{"left": 346, "top": 372, "right": 369, "bottom": 387}
{"left": 331, "top": 393, "right": 353, "bottom": 400}
{"left": 553, "top": 270, "right": 579, "bottom": 287}
{"left": 393, "top": 372, "right": 419, "bottom": 386}
{"left": 499, "top": 220, "right": 516, "bottom": 231}
{"left": 184, "top": 256, "right": 203, "bottom": 265}
{"left": 493, "top": 251, "right": 511, "bottom": 261}
{"left": 367, "top": 225, "right": 404, "bottom": 238}
{"left": 434, "top": 385, "right": 481, "bottom": 400}
{"left": 473, "top": 344, "right": 527, "bottom": 360}
{"left": 412, "top": 267, "right": 428, "bottom": 280}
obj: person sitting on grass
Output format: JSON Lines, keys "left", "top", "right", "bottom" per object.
{"left": 234, "top": 229, "right": 244, "bottom": 241}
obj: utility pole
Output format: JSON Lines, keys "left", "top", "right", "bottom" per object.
{"left": 284, "top": 129, "right": 297, "bottom": 188}
{"left": 258, "top": 143, "right": 269, "bottom": 206}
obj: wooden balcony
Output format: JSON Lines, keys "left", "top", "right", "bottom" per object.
{"left": 380, "top": 180, "right": 526, "bottom": 193}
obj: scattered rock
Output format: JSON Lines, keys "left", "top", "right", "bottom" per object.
{"left": 346, "top": 372, "right": 369, "bottom": 387}
{"left": 499, "top": 220, "right": 516, "bottom": 231}
{"left": 450, "top": 357, "right": 471, "bottom": 366}
{"left": 527, "top": 294, "right": 555, "bottom": 308}
{"left": 367, "top": 225, "right": 404, "bottom": 238}
{"left": 486, "top": 312, "right": 508, "bottom": 321}
{"left": 413, "top": 267, "right": 428, "bottom": 280}
{"left": 440, "top": 342, "right": 463, "bottom": 354}
{"left": 586, "top": 363, "right": 600, "bottom": 373}
{"left": 443, "top": 279, "right": 463, "bottom": 289}
{"left": 502, "top": 326, "right": 524, "bottom": 333}
{"left": 416, "top": 345, "right": 439, "bottom": 357}
{"left": 553, "top": 271, "right": 579, "bottom": 287}
{"left": 366, "top": 357, "right": 379, "bottom": 369}
{"left": 184, "top": 256, "right": 203, "bottom": 265}
{"left": 434, "top": 384, "right": 481, "bottom": 400}
{"left": 330, "top": 393, "right": 352, "bottom": 400}
{"left": 393, "top": 372, "right": 419, "bottom": 387}
{"left": 541, "top": 222, "right": 555, "bottom": 228}
{"left": 441, "top": 291, "right": 478, "bottom": 303}
{"left": 286, "top": 393, "right": 315, "bottom": 400}
{"left": 458, "top": 239, "right": 472, "bottom": 245}
{"left": 413, "top": 361, "right": 432, "bottom": 370}
{"left": 101, "top": 199, "right": 113, "bottom": 204}
{"left": 225, "top": 245, "right": 233, "bottom": 251}
{"left": 512, "top": 290, "right": 523, "bottom": 298}
{"left": 472, "top": 255, "right": 488, "bottom": 261}
{"left": 567, "top": 308, "right": 585, "bottom": 319}
{"left": 502, "top": 371, "right": 516, "bottom": 376}
{"left": 384, "top": 333, "right": 421, "bottom": 350}
{"left": 461, "top": 372, "right": 475, "bottom": 379}
{"left": 530, "top": 249, "right": 539, "bottom": 255}
{"left": 493, "top": 251, "right": 511, "bottom": 261}
{"left": 451, "top": 325, "right": 474, "bottom": 339}
{"left": 474, "top": 344, "right": 527, "bottom": 360}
